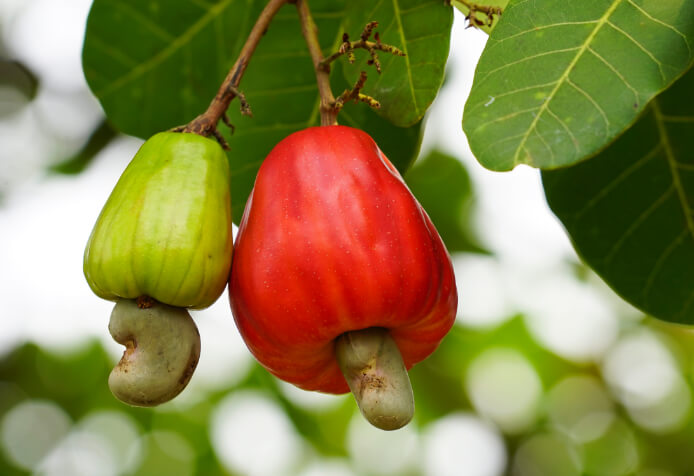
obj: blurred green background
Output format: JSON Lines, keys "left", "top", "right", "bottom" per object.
{"left": 2, "top": 1, "right": 694, "bottom": 475}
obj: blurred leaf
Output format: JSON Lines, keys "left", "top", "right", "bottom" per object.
{"left": 49, "top": 120, "right": 117, "bottom": 174}
{"left": 543, "top": 67, "right": 694, "bottom": 324}
{"left": 82, "top": 0, "right": 422, "bottom": 222}
{"left": 277, "top": 395, "right": 353, "bottom": 457}
{"left": 451, "top": 0, "right": 507, "bottom": 34}
{"left": 342, "top": 0, "right": 453, "bottom": 127}
{"left": 0, "top": 342, "right": 116, "bottom": 419}
{"left": 236, "top": 363, "right": 353, "bottom": 457}
{"left": 0, "top": 60, "right": 38, "bottom": 117}
{"left": 405, "top": 149, "right": 488, "bottom": 254}
{"left": 463, "top": 0, "right": 694, "bottom": 170}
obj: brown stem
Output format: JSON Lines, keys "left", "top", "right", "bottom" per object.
{"left": 184, "top": 0, "right": 288, "bottom": 139}
{"left": 295, "top": 0, "right": 338, "bottom": 126}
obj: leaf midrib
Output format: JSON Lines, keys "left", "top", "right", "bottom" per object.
{"left": 391, "top": 0, "right": 420, "bottom": 116}
{"left": 512, "top": 0, "right": 624, "bottom": 166}
{"left": 653, "top": 100, "right": 694, "bottom": 240}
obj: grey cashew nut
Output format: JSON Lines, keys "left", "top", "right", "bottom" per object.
{"left": 108, "top": 298, "right": 201, "bottom": 407}
{"left": 336, "top": 327, "right": 414, "bottom": 431}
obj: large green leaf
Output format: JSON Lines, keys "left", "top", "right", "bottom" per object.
{"left": 542, "top": 66, "right": 694, "bottom": 324}
{"left": 82, "top": 0, "right": 422, "bottom": 222}
{"left": 405, "top": 149, "right": 488, "bottom": 254}
{"left": 463, "top": 0, "right": 694, "bottom": 171}
{"left": 342, "top": 0, "right": 453, "bottom": 127}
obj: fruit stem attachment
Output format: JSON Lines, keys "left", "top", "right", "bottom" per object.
{"left": 335, "top": 328, "right": 414, "bottom": 431}
{"left": 183, "top": 0, "right": 289, "bottom": 142}
{"left": 295, "top": 0, "right": 338, "bottom": 126}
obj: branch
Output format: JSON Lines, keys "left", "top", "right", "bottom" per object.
{"left": 183, "top": 0, "right": 288, "bottom": 144}
{"left": 295, "top": 0, "right": 338, "bottom": 126}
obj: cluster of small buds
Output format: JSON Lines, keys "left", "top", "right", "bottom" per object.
{"left": 321, "top": 21, "right": 406, "bottom": 75}
{"left": 323, "top": 22, "right": 407, "bottom": 113}
{"left": 463, "top": 2, "right": 502, "bottom": 29}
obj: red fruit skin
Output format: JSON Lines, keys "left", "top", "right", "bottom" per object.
{"left": 229, "top": 125, "right": 457, "bottom": 394}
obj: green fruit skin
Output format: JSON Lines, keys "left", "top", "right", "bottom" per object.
{"left": 84, "top": 132, "right": 233, "bottom": 309}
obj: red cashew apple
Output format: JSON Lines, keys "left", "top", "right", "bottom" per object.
{"left": 229, "top": 125, "right": 457, "bottom": 430}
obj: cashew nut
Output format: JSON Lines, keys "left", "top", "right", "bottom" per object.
{"left": 108, "top": 298, "right": 200, "bottom": 407}
{"left": 336, "top": 327, "right": 414, "bottom": 431}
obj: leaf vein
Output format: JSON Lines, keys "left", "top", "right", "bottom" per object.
{"left": 510, "top": 0, "right": 625, "bottom": 166}
{"left": 477, "top": 47, "right": 581, "bottom": 85}
{"left": 606, "top": 20, "right": 667, "bottom": 80}
{"left": 642, "top": 228, "right": 689, "bottom": 304}
{"left": 545, "top": 107, "right": 579, "bottom": 153}
{"left": 468, "top": 106, "right": 540, "bottom": 136}
{"left": 96, "top": 0, "right": 235, "bottom": 98}
{"left": 390, "top": 0, "right": 420, "bottom": 114}
{"left": 604, "top": 186, "right": 675, "bottom": 266}
{"left": 573, "top": 143, "right": 662, "bottom": 221}
{"left": 566, "top": 78, "right": 610, "bottom": 132}
{"left": 626, "top": 0, "right": 692, "bottom": 56}
{"left": 587, "top": 46, "right": 639, "bottom": 101}
{"left": 490, "top": 20, "right": 599, "bottom": 47}
{"left": 108, "top": 1, "right": 175, "bottom": 42}
{"left": 653, "top": 100, "right": 694, "bottom": 240}
{"left": 466, "top": 80, "right": 559, "bottom": 117}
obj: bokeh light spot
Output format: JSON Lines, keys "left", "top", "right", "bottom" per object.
{"left": 521, "top": 276, "right": 618, "bottom": 362}
{"left": 136, "top": 430, "right": 195, "bottom": 476}
{"left": 297, "top": 458, "right": 356, "bottom": 476}
{"left": 210, "top": 390, "right": 302, "bottom": 476}
{"left": 1, "top": 399, "right": 71, "bottom": 471}
{"left": 580, "top": 418, "right": 639, "bottom": 476}
{"left": 603, "top": 331, "right": 681, "bottom": 410}
{"left": 512, "top": 433, "right": 581, "bottom": 476}
{"left": 465, "top": 348, "right": 542, "bottom": 433}
{"left": 347, "top": 413, "right": 419, "bottom": 476}
{"left": 547, "top": 374, "right": 615, "bottom": 443}
{"left": 77, "top": 410, "right": 142, "bottom": 474}
{"left": 422, "top": 413, "right": 506, "bottom": 476}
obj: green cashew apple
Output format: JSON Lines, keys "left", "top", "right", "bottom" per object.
{"left": 84, "top": 131, "right": 233, "bottom": 406}
{"left": 84, "top": 131, "right": 233, "bottom": 309}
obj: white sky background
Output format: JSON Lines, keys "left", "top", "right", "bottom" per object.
{"left": 0, "top": 2, "right": 671, "bottom": 475}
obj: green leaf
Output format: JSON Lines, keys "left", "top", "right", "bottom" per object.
{"left": 405, "top": 149, "right": 488, "bottom": 254}
{"left": 450, "top": 0, "right": 507, "bottom": 34}
{"left": 82, "top": 0, "right": 422, "bottom": 222}
{"left": 342, "top": 0, "right": 453, "bottom": 127}
{"left": 463, "top": 0, "right": 694, "bottom": 171}
{"left": 542, "top": 65, "right": 694, "bottom": 324}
